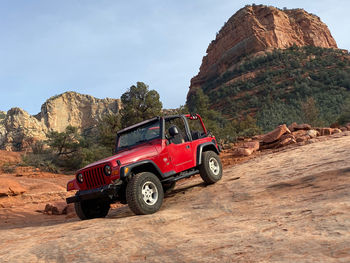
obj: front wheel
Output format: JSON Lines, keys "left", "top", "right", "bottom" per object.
{"left": 126, "top": 172, "right": 164, "bottom": 215}
{"left": 74, "top": 199, "right": 110, "bottom": 220}
{"left": 199, "top": 151, "right": 223, "bottom": 184}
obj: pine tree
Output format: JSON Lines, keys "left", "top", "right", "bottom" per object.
{"left": 120, "top": 82, "right": 162, "bottom": 127}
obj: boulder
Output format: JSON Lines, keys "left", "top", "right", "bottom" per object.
{"left": 276, "top": 137, "right": 296, "bottom": 148}
{"left": 319, "top": 128, "right": 333, "bottom": 136}
{"left": 288, "top": 122, "right": 298, "bottom": 132}
{"left": 252, "top": 134, "right": 264, "bottom": 141}
{"left": 293, "top": 124, "right": 312, "bottom": 131}
{"left": 0, "top": 178, "right": 26, "bottom": 196}
{"left": 232, "top": 140, "right": 260, "bottom": 157}
{"left": 260, "top": 133, "right": 296, "bottom": 150}
{"left": 332, "top": 128, "right": 342, "bottom": 134}
{"left": 280, "top": 133, "right": 296, "bottom": 140}
{"left": 241, "top": 141, "right": 260, "bottom": 152}
{"left": 296, "top": 136, "right": 309, "bottom": 143}
{"left": 232, "top": 148, "right": 255, "bottom": 156}
{"left": 292, "top": 129, "right": 308, "bottom": 137}
{"left": 44, "top": 202, "right": 69, "bottom": 215}
{"left": 262, "top": 124, "right": 291, "bottom": 144}
{"left": 307, "top": 130, "right": 319, "bottom": 138}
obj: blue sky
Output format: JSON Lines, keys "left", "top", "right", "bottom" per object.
{"left": 0, "top": 0, "right": 349, "bottom": 114}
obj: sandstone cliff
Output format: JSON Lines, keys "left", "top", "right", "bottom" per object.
{"left": 39, "top": 92, "right": 121, "bottom": 133}
{"left": 0, "top": 92, "right": 121, "bottom": 151}
{"left": 187, "top": 5, "right": 350, "bottom": 131}
{"left": 190, "top": 5, "right": 337, "bottom": 89}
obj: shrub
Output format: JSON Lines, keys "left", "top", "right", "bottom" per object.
{"left": 2, "top": 163, "right": 15, "bottom": 174}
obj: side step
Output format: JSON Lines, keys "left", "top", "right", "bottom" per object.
{"left": 161, "top": 169, "right": 199, "bottom": 183}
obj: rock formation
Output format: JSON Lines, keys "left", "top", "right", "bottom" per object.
{"left": 0, "top": 92, "right": 121, "bottom": 151}
{"left": 38, "top": 92, "right": 121, "bottom": 133}
{"left": 190, "top": 5, "right": 337, "bottom": 89}
{"left": 0, "top": 108, "right": 48, "bottom": 151}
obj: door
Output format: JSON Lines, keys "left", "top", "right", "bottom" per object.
{"left": 164, "top": 116, "right": 194, "bottom": 173}
{"left": 166, "top": 141, "right": 193, "bottom": 173}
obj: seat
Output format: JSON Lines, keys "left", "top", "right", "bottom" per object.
{"left": 168, "top": 125, "right": 184, "bottom": 144}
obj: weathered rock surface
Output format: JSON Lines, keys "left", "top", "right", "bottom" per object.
{"left": 43, "top": 202, "right": 71, "bottom": 215}
{"left": 39, "top": 92, "right": 121, "bottom": 133}
{"left": 0, "top": 92, "right": 121, "bottom": 151}
{"left": 0, "top": 134, "right": 349, "bottom": 262}
{"left": 232, "top": 147, "right": 255, "bottom": 156}
{"left": 307, "top": 129, "right": 319, "bottom": 138}
{"left": 318, "top": 127, "right": 333, "bottom": 136}
{"left": 190, "top": 5, "right": 337, "bottom": 90}
{"left": 0, "top": 178, "right": 26, "bottom": 196}
{"left": 262, "top": 124, "right": 290, "bottom": 144}
{"left": 232, "top": 140, "right": 260, "bottom": 157}
{"left": 289, "top": 123, "right": 312, "bottom": 132}
{"left": 0, "top": 108, "right": 48, "bottom": 151}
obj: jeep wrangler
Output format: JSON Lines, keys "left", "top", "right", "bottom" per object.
{"left": 66, "top": 114, "right": 222, "bottom": 219}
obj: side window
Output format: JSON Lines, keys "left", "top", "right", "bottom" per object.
{"left": 187, "top": 117, "right": 206, "bottom": 140}
{"left": 165, "top": 117, "right": 189, "bottom": 144}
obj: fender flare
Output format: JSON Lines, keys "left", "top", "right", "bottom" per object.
{"left": 196, "top": 142, "right": 220, "bottom": 166}
{"left": 120, "top": 160, "right": 164, "bottom": 180}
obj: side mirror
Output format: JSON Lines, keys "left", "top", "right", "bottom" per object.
{"left": 168, "top": 126, "right": 179, "bottom": 136}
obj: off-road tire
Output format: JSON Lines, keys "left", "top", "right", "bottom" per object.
{"left": 163, "top": 181, "right": 176, "bottom": 194}
{"left": 199, "top": 151, "right": 222, "bottom": 184}
{"left": 74, "top": 199, "right": 110, "bottom": 220}
{"left": 126, "top": 172, "right": 164, "bottom": 215}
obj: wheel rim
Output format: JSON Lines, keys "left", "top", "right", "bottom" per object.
{"left": 141, "top": 181, "right": 158, "bottom": 205}
{"left": 209, "top": 157, "right": 220, "bottom": 176}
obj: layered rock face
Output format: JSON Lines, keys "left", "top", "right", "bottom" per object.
{"left": 0, "top": 108, "right": 48, "bottom": 151}
{"left": 190, "top": 5, "right": 337, "bottom": 88}
{"left": 39, "top": 92, "right": 121, "bottom": 133}
{"left": 0, "top": 92, "right": 121, "bottom": 151}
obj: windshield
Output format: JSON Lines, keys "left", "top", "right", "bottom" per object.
{"left": 116, "top": 120, "right": 160, "bottom": 151}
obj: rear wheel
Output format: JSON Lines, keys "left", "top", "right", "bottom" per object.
{"left": 126, "top": 172, "right": 164, "bottom": 215}
{"left": 199, "top": 151, "right": 222, "bottom": 184}
{"left": 74, "top": 199, "right": 110, "bottom": 220}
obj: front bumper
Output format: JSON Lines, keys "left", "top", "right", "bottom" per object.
{"left": 66, "top": 184, "right": 121, "bottom": 204}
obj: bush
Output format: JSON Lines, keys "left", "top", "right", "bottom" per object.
{"left": 22, "top": 153, "right": 60, "bottom": 173}
{"left": 338, "top": 97, "right": 350, "bottom": 125}
{"left": 2, "top": 163, "right": 15, "bottom": 174}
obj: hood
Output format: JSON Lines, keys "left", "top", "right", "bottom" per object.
{"left": 78, "top": 142, "right": 159, "bottom": 171}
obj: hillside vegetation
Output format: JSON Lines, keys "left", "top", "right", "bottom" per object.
{"left": 189, "top": 46, "right": 350, "bottom": 131}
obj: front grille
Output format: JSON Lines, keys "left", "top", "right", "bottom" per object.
{"left": 83, "top": 167, "right": 107, "bottom": 189}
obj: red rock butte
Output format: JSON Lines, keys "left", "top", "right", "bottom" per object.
{"left": 190, "top": 5, "right": 337, "bottom": 88}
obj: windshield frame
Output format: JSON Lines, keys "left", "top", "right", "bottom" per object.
{"left": 115, "top": 118, "right": 162, "bottom": 152}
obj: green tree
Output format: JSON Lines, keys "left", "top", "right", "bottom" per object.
{"left": 187, "top": 88, "right": 210, "bottom": 115}
{"left": 97, "top": 113, "right": 121, "bottom": 152}
{"left": 338, "top": 97, "right": 350, "bottom": 125}
{"left": 301, "top": 97, "right": 322, "bottom": 126}
{"left": 46, "top": 125, "right": 81, "bottom": 157}
{"left": 232, "top": 115, "right": 262, "bottom": 137}
{"left": 186, "top": 88, "right": 226, "bottom": 136}
{"left": 120, "top": 82, "right": 162, "bottom": 127}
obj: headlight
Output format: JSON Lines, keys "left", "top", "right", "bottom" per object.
{"left": 104, "top": 165, "right": 112, "bottom": 176}
{"left": 76, "top": 173, "right": 83, "bottom": 183}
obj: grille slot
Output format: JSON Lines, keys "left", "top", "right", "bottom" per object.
{"left": 83, "top": 166, "right": 106, "bottom": 189}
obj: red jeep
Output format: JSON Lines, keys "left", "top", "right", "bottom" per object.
{"left": 66, "top": 114, "right": 222, "bottom": 219}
